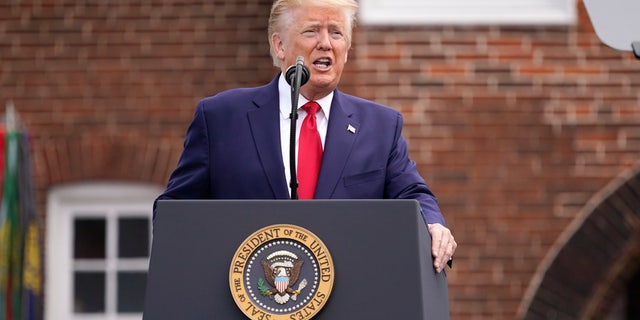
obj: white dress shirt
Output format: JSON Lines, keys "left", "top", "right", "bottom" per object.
{"left": 278, "top": 74, "right": 332, "bottom": 196}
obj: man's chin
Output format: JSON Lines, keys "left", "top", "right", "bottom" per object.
{"left": 308, "top": 75, "right": 339, "bottom": 90}
{"left": 302, "top": 81, "right": 338, "bottom": 99}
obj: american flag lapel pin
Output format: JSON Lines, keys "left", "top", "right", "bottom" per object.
{"left": 347, "top": 124, "right": 356, "bottom": 134}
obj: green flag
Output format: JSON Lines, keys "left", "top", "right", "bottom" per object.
{"left": 1, "top": 130, "right": 20, "bottom": 320}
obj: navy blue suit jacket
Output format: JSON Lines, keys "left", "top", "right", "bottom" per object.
{"left": 156, "top": 76, "right": 445, "bottom": 225}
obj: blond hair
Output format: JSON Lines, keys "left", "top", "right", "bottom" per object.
{"left": 268, "top": 0, "right": 358, "bottom": 67}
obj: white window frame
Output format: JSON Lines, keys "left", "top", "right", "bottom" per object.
{"left": 45, "top": 183, "right": 162, "bottom": 320}
{"left": 359, "top": 0, "right": 577, "bottom": 25}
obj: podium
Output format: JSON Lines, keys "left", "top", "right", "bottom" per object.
{"left": 143, "top": 200, "right": 450, "bottom": 319}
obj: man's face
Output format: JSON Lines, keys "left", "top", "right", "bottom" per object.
{"left": 272, "top": 5, "right": 350, "bottom": 100}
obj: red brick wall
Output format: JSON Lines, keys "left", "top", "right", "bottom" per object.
{"left": 1, "top": 1, "right": 639, "bottom": 319}
{"left": 347, "top": 3, "right": 640, "bottom": 318}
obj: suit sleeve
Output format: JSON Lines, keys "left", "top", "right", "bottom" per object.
{"left": 154, "top": 101, "right": 211, "bottom": 213}
{"left": 385, "top": 113, "right": 446, "bottom": 225}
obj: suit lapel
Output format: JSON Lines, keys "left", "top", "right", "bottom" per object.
{"left": 315, "top": 91, "right": 359, "bottom": 199}
{"left": 248, "top": 77, "right": 290, "bottom": 199}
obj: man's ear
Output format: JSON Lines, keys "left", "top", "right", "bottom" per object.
{"left": 271, "top": 32, "right": 286, "bottom": 61}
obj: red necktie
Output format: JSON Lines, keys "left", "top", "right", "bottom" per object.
{"left": 298, "top": 101, "right": 323, "bottom": 199}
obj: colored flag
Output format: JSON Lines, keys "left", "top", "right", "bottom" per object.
{"left": 0, "top": 105, "right": 41, "bottom": 320}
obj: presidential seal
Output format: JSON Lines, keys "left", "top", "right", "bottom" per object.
{"left": 229, "top": 224, "right": 334, "bottom": 320}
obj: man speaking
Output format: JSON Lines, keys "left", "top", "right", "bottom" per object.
{"left": 156, "top": 0, "right": 457, "bottom": 273}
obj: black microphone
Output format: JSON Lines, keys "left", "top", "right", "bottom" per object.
{"left": 286, "top": 56, "right": 310, "bottom": 200}
{"left": 285, "top": 56, "right": 310, "bottom": 87}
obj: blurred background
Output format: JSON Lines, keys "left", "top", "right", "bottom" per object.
{"left": 1, "top": 0, "right": 639, "bottom": 319}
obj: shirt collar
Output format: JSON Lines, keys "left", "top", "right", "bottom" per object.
{"left": 278, "top": 73, "right": 332, "bottom": 120}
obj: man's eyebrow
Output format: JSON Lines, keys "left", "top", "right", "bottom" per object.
{"left": 301, "top": 21, "right": 321, "bottom": 29}
{"left": 301, "top": 21, "right": 344, "bottom": 29}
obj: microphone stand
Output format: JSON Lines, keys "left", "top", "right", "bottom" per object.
{"left": 286, "top": 57, "right": 310, "bottom": 199}
{"left": 289, "top": 70, "right": 301, "bottom": 200}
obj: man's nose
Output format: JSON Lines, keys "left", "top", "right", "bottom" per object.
{"left": 316, "top": 30, "right": 332, "bottom": 51}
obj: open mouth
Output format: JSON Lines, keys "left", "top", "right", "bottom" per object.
{"left": 313, "top": 57, "right": 332, "bottom": 70}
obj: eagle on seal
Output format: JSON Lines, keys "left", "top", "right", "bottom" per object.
{"left": 261, "top": 258, "right": 305, "bottom": 304}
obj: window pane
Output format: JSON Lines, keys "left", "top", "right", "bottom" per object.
{"left": 118, "top": 217, "right": 150, "bottom": 258}
{"left": 74, "top": 218, "right": 106, "bottom": 259}
{"left": 74, "top": 272, "right": 105, "bottom": 313}
{"left": 117, "top": 272, "right": 147, "bottom": 313}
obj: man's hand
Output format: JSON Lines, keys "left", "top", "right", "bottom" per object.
{"left": 428, "top": 223, "right": 457, "bottom": 273}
